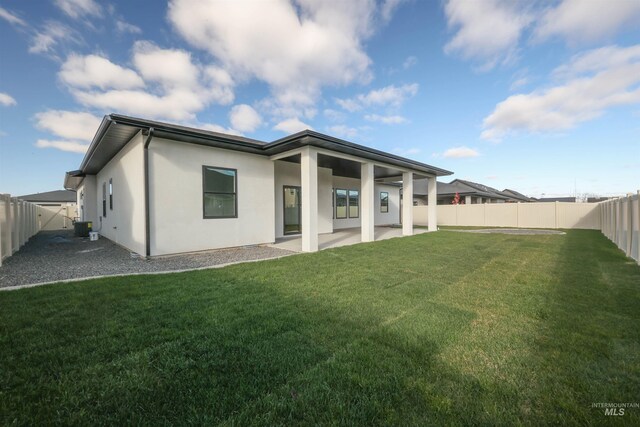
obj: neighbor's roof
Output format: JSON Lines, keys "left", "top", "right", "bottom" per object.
{"left": 414, "top": 179, "right": 511, "bottom": 199}
{"left": 65, "top": 114, "right": 453, "bottom": 189}
{"left": 502, "top": 188, "right": 536, "bottom": 202}
{"left": 538, "top": 197, "right": 577, "bottom": 202}
{"left": 18, "top": 190, "right": 76, "bottom": 203}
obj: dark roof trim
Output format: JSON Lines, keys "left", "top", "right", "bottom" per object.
{"left": 67, "top": 114, "right": 453, "bottom": 181}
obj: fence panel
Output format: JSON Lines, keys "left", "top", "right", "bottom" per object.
{"left": 0, "top": 194, "right": 41, "bottom": 266}
{"left": 600, "top": 193, "right": 639, "bottom": 264}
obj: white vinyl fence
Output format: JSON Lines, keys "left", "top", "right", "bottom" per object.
{"left": 600, "top": 192, "right": 639, "bottom": 264}
{"left": 0, "top": 194, "right": 43, "bottom": 267}
{"left": 414, "top": 202, "right": 600, "bottom": 230}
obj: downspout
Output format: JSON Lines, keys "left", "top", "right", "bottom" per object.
{"left": 143, "top": 128, "right": 154, "bottom": 257}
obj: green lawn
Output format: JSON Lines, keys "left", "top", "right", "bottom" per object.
{"left": 1, "top": 230, "right": 639, "bottom": 425}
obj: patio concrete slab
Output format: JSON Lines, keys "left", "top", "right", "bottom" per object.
{"left": 270, "top": 226, "right": 429, "bottom": 252}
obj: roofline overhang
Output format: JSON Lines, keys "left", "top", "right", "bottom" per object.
{"left": 66, "top": 114, "right": 454, "bottom": 181}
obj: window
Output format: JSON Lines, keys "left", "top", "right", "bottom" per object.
{"left": 380, "top": 191, "right": 389, "bottom": 213}
{"left": 335, "top": 189, "right": 347, "bottom": 219}
{"left": 348, "top": 190, "right": 359, "bottom": 218}
{"left": 102, "top": 182, "right": 107, "bottom": 217}
{"left": 203, "top": 166, "right": 237, "bottom": 218}
{"left": 109, "top": 178, "right": 113, "bottom": 210}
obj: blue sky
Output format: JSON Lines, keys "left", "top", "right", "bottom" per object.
{"left": 1, "top": 0, "right": 639, "bottom": 198}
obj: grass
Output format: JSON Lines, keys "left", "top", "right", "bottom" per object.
{"left": 1, "top": 230, "right": 639, "bottom": 425}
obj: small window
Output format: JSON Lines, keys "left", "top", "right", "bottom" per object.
{"left": 109, "top": 178, "right": 113, "bottom": 210}
{"left": 335, "top": 189, "right": 347, "bottom": 219}
{"left": 102, "top": 182, "right": 107, "bottom": 217}
{"left": 348, "top": 190, "right": 359, "bottom": 218}
{"left": 380, "top": 191, "right": 389, "bottom": 213}
{"left": 203, "top": 166, "right": 237, "bottom": 218}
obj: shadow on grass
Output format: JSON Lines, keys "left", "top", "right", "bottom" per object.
{"left": 528, "top": 230, "right": 640, "bottom": 425}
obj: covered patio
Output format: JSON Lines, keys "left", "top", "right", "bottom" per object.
{"left": 269, "top": 226, "right": 430, "bottom": 252}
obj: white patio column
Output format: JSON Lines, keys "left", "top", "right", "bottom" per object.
{"left": 301, "top": 146, "right": 318, "bottom": 252}
{"left": 465, "top": 195, "right": 472, "bottom": 205}
{"left": 477, "top": 197, "right": 483, "bottom": 204}
{"left": 402, "top": 172, "right": 413, "bottom": 236}
{"left": 427, "top": 176, "right": 437, "bottom": 232}
{"left": 361, "top": 162, "right": 375, "bottom": 242}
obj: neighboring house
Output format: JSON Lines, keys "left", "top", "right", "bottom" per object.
{"left": 538, "top": 197, "right": 577, "bottom": 203}
{"left": 414, "top": 179, "right": 515, "bottom": 205}
{"left": 64, "top": 114, "right": 452, "bottom": 256}
{"left": 587, "top": 197, "right": 611, "bottom": 203}
{"left": 501, "top": 189, "right": 537, "bottom": 203}
{"left": 18, "top": 190, "right": 78, "bottom": 230}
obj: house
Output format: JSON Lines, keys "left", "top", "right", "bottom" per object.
{"left": 64, "top": 114, "right": 452, "bottom": 256}
{"left": 414, "top": 179, "right": 513, "bottom": 205}
{"left": 18, "top": 190, "right": 78, "bottom": 230}
{"left": 501, "top": 189, "right": 536, "bottom": 203}
{"left": 538, "top": 197, "right": 577, "bottom": 203}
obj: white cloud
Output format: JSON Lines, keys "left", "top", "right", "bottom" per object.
{"left": 29, "top": 21, "right": 80, "bottom": 56}
{"left": 403, "top": 55, "right": 418, "bottom": 69}
{"left": 482, "top": 44, "right": 640, "bottom": 140}
{"left": 0, "top": 93, "right": 17, "bottom": 106}
{"left": 327, "top": 125, "right": 359, "bottom": 139}
{"left": 381, "top": 0, "right": 409, "bottom": 23}
{"left": 443, "top": 0, "right": 531, "bottom": 70}
{"left": 442, "top": 146, "right": 480, "bottom": 158}
{"left": 336, "top": 83, "right": 419, "bottom": 111}
{"left": 60, "top": 42, "right": 235, "bottom": 121}
{"left": 54, "top": 0, "right": 101, "bottom": 19}
{"left": 273, "top": 117, "right": 312, "bottom": 134}
{"left": 199, "top": 123, "right": 242, "bottom": 136}
{"left": 35, "top": 110, "right": 101, "bottom": 141}
{"left": 229, "top": 104, "right": 262, "bottom": 133}
{"left": 0, "top": 6, "right": 27, "bottom": 26}
{"left": 323, "top": 108, "right": 345, "bottom": 122}
{"left": 59, "top": 54, "right": 145, "bottom": 90}
{"left": 535, "top": 0, "right": 640, "bottom": 44}
{"left": 364, "top": 114, "right": 408, "bottom": 124}
{"left": 167, "top": 0, "right": 404, "bottom": 117}
{"left": 35, "top": 139, "right": 89, "bottom": 153}
{"left": 116, "top": 20, "right": 142, "bottom": 34}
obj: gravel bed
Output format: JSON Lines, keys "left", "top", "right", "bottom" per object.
{"left": 448, "top": 228, "right": 565, "bottom": 235}
{"left": 0, "top": 230, "right": 295, "bottom": 289}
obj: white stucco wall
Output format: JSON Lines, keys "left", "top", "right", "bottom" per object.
{"left": 274, "top": 160, "right": 333, "bottom": 238}
{"left": 77, "top": 175, "right": 97, "bottom": 224}
{"left": 149, "top": 138, "right": 275, "bottom": 256}
{"left": 95, "top": 132, "right": 146, "bottom": 254}
{"left": 375, "top": 183, "right": 401, "bottom": 225}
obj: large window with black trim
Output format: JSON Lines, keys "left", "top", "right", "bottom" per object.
{"left": 102, "top": 182, "right": 107, "bottom": 217}
{"left": 335, "top": 189, "right": 347, "bottom": 219}
{"left": 203, "top": 166, "right": 237, "bottom": 218}
{"left": 380, "top": 191, "right": 389, "bottom": 213}
{"left": 348, "top": 190, "right": 359, "bottom": 218}
{"left": 109, "top": 178, "right": 113, "bottom": 210}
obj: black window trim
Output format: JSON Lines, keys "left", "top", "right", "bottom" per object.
{"left": 335, "top": 188, "right": 348, "bottom": 219}
{"left": 109, "top": 178, "right": 113, "bottom": 210}
{"left": 102, "top": 181, "right": 107, "bottom": 217}
{"left": 202, "top": 165, "right": 238, "bottom": 219}
{"left": 380, "top": 191, "right": 389, "bottom": 213}
{"left": 348, "top": 189, "right": 359, "bottom": 219}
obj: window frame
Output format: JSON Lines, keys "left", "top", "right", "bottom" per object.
{"left": 202, "top": 165, "right": 238, "bottom": 219}
{"left": 335, "top": 188, "right": 348, "bottom": 219}
{"left": 102, "top": 182, "right": 107, "bottom": 217}
{"left": 348, "top": 189, "right": 359, "bottom": 218}
{"left": 380, "top": 191, "right": 389, "bottom": 213}
{"left": 109, "top": 178, "right": 113, "bottom": 210}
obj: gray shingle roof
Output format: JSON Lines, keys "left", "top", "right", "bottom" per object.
{"left": 18, "top": 190, "right": 76, "bottom": 203}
